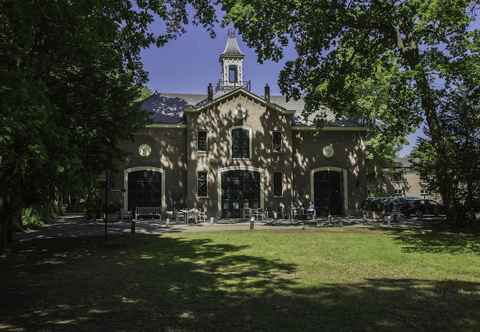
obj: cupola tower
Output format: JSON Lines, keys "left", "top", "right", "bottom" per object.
{"left": 218, "top": 30, "right": 250, "bottom": 91}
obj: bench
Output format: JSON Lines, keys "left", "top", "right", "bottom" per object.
{"left": 135, "top": 206, "right": 162, "bottom": 220}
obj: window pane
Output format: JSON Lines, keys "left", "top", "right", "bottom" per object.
{"left": 273, "top": 172, "right": 283, "bottom": 196}
{"left": 228, "top": 65, "right": 238, "bottom": 83}
{"left": 232, "top": 128, "right": 249, "bottom": 158}
{"left": 272, "top": 131, "right": 282, "bottom": 152}
{"left": 197, "top": 171, "right": 208, "bottom": 197}
{"left": 198, "top": 131, "right": 207, "bottom": 151}
{"left": 241, "top": 129, "right": 249, "bottom": 158}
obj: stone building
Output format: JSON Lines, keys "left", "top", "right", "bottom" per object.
{"left": 372, "top": 156, "right": 438, "bottom": 200}
{"left": 111, "top": 32, "right": 368, "bottom": 218}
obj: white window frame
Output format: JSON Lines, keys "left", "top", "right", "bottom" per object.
{"left": 230, "top": 126, "right": 252, "bottom": 160}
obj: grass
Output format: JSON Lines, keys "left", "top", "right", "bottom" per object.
{"left": 1, "top": 227, "right": 480, "bottom": 331}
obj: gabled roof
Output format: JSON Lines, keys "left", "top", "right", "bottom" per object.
{"left": 190, "top": 87, "right": 294, "bottom": 115}
{"left": 139, "top": 93, "right": 190, "bottom": 124}
{"left": 138, "top": 90, "right": 367, "bottom": 129}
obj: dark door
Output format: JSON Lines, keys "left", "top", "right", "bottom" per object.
{"left": 314, "top": 171, "right": 343, "bottom": 216}
{"left": 128, "top": 170, "right": 162, "bottom": 212}
{"left": 222, "top": 170, "right": 260, "bottom": 218}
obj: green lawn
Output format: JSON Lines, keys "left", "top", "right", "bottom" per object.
{"left": 2, "top": 228, "right": 480, "bottom": 331}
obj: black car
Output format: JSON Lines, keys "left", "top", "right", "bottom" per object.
{"left": 398, "top": 199, "right": 444, "bottom": 218}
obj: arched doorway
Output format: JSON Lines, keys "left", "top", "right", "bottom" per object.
{"left": 124, "top": 167, "right": 165, "bottom": 212}
{"left": 311, "top": 168, "right": 347, "bottom": 216}
{"left": 220, "top": 168, "right": 261, "bottom": 218}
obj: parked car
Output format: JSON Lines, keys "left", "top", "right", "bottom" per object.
{"left": 362, "top": 196, "right": 445, "bottom": 220}
{"left": 398, "top": 199, "right": 444, "bottom": 218}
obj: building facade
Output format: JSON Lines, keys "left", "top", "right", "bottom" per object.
{"left": 111, "top": 32, "right": 368, "bottom": 218}
{"left": 370, "top": 157, "right": 439, "bottom": 200}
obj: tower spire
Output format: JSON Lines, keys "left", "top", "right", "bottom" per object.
{"left": 217, "top": 31, "right": 250, "bottom": 92}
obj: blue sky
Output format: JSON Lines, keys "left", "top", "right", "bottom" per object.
{"left": 141, "top": 25, "right": 296, "bottom": 96}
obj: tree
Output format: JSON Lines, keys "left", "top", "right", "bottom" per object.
{"left": 220, "top": 0, "right": 480, "bottom": 222}
{"left": 0, "top": 0, "right": 217, "bottom": 249}
{"left": 411, "top": 83, "right": 480, "bottom": 224}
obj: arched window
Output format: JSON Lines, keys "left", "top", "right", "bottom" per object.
{"left": 228, "top": 65, "right": 238, "bottom": 83}
{"left": 231, "top": 127, "right": 250, "bottom": 159}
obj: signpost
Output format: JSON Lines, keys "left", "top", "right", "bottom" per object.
{"left": 104, "top": 171, "right": 111, "bottom": 240}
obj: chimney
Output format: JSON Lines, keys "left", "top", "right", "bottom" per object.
{"left": 264, "top": 84, "right": 270, "bottom": 102}
{"left": 207, "top": 83, "right": 213, "bottom": 101}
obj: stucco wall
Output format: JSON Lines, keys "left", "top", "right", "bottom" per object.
{"left": 292, "top": 130, "right": 367, "bottom": 214}
{"left": 186, "top": 93, "right": 294, "bottom": 217}
{"left": 114, "top": 127, "right": 187, "bottom": 210}
{"left": 115, "top": 91, "right": 368, "bottom": 217}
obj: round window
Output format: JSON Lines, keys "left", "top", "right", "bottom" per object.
{"left": 322, "top": 144, "right": 334, "bottom": 158}
{"left": 138, "top": 144, "right": 152, "bottom": 157}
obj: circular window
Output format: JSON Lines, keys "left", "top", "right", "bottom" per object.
{"left": 138, "top": 144, "right": 152, "bottom": 157}
{"left": 322, "top": 144, "right": 334, "bottom": 158}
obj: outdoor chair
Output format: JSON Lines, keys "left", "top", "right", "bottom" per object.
{"left": 186, "top": 209, "right": 198, "bottom": 224}
{"left": 305, "top": 208, "right": 316, "bottom": 220}
{"left": 253, "top": 208, "right": 266, "bottom": 221}
{"left": 197, "top": 209, "right": 207, "bottom": 223}
{"left": 243, "top": 207, "right": 253, "bottom": 219}
{"left": 175, "top": 210, "right": 187, "bottom": 224}
{"left": 290, "top": 207, "right": 301, "bottom": 221}
{"left": 120, "top": 209, "right": 133, "bottom": 221}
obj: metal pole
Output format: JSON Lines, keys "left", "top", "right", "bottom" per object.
{"left": 104, "top": 171, "right": 110, "bottom": 240}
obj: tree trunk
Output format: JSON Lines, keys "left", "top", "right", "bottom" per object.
{"left": 405, "top": 55, "right": 456, "bottom": 223}
{"left": 395, "top": 27, "right": 459, "bottom": 224}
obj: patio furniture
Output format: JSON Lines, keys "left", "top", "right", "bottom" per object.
{"left": 135, "top": 206, "right": 162, "bottom": 220}
{"left": 181, "top": 209, "right": 198, "bottom": 224}
{"left": 253, "top": 208, "right": 266, "bottom": 221}
{"left": 197, "top": 209, "right": 207, "bottom": 223}
{"left": 120, "top": 209, "right": 133, "bottom": 221}
{"left": 305, "top": 208, "right": 316, "bottom": 220}
{"left": 175, "top": 210, "right": 187, "bottom": 223}
{"left": 243, "top": 207, "right": 253, "bottom": 219}
{"left": 290, "top": 207, "right": 302, "bottom": 221}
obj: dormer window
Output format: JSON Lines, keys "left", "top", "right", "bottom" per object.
{"left": 231, "top": 127, "right": 251, "bottom": 159}
{"left": 228, "top": 65, "right": 238, "bottom": 83}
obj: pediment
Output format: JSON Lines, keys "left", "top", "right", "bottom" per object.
{"left": 186, "top": 88, "right": 295, "bottom": 115}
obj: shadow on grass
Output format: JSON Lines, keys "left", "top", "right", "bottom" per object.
{"left": 384, "top": 226, "right": 480, "bottom": 255}
{"left": 1, "top": 234, "right": 480, "bottom": 331}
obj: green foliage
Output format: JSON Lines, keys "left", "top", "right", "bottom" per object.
{"left": 411, "top": 83, "right": 480, "bottom": 223}
{"left": 21, "top": 208, "right": 44, "bottom": 229}
{"left": 137, "top": 86, "right": 154, "bottom": 102}
{"left": 0, "top": 1, "right": 217, "bottom": 241}
{"left": 220, "top": 0, "right": 480, "bottom": 222}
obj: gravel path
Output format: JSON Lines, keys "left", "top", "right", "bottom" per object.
{"left": 14, "top": 214, "right": 438, "bottom": 242}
